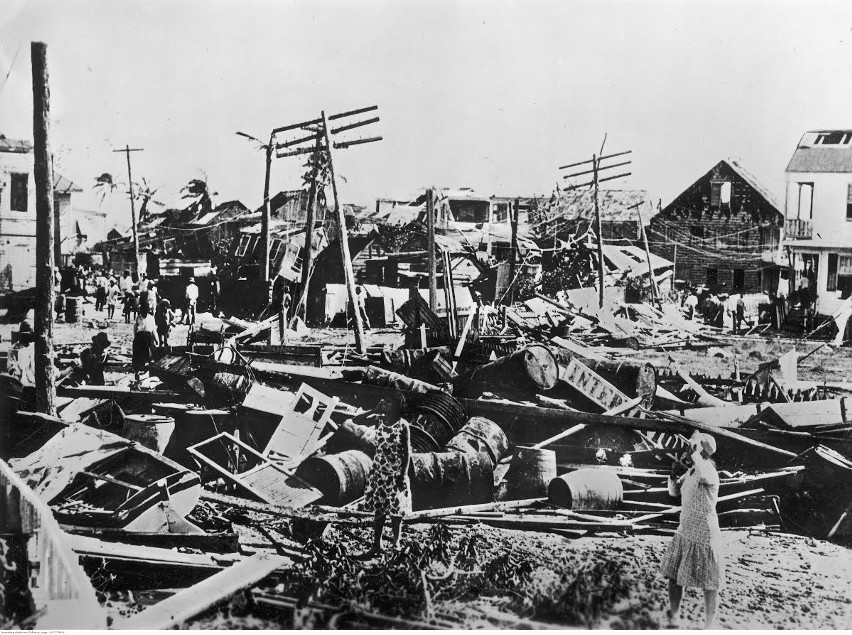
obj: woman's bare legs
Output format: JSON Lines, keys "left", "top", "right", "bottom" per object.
{"left": 371, "top": 513, "right": 386, "bottom": 554}
{"left": 668, "top": 580, "right": 684, "bottom": 624}
{"left": 703, "top": 590, "right": 718, "bottom": 628}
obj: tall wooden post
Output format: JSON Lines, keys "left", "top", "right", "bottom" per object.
{"left": 295, "top": 135, "right": 321, "bottom": 321}
{"left": 124, "top": 146, "right": 139, "bottom": 272}
{"left": 52, "top": 154, "right": 62, "bottom": 266}
{"left": 593, "top": 154, "right": 605, "bottom": 309}
{"left": 321, "top": 111, "right": 365, "bottom": 354}
{"left": 261, "top": 136, "right": 273, "bottom": 284}
{"left": 31, "top": 42, "right": 56, "bottom": 416}
{"left": 635, "top": 201, "right": 659, "bottom": 305}
{"left": 508, "top": 197, "right": 519, "bottom": 305}
{"left": 426, "top": 187, "right": 437, "bottom": 310}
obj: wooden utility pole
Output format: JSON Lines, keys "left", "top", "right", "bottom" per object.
{"left": 31, "top": 42, "right": 56, "bottom": 416}
{"left": 508, "top": 197, "right": 519, "bottom": 305}
{"left": 112, "top": 145, "right": 144, "bottom": 274}
{"left": 51, "top": 154, "right": 62, "bottom": 265}
{"left": 559, "top": 148, "right": 632, "bottom": 310}
{"left": 321, "top": 110, "right": 365, "bottom": 354}
{"left": 635, "top": 201, "right": 660, "bottom": 305}
{"left": 295, "top": 135, "right": 322, "bottom": 321}
{"left": 262, "top": 134, "right": 273, "bottom": 284}
{"left": 426, "top": 187, "right": 437, "bottom": 310}
{"left": 592, "top": 154, "right": 605, "bottom": 309}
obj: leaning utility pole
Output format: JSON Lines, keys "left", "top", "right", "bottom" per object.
{"left": 321, "top": 110, "right": 365, "bottom": 353}
{"left": 508, "top": 197, "right": 519, "bottom": 305}
{"left": 559, "top": 148, "right": 632, "bottom": 309}
{"left": 296, "top": 135, "right": 323, "bottom": 320}
{"left": 31, "top": 42, "right": 56, "bottom": 416}
{"left": 262, "top": 134, "right": 273, "bottom": 283}
{"left": 112, "top": 145, "right": 144, "bottom": 273}
{"left": 426, "top": 187, "right": 437, "bottom": 310}
{"left": 272, "top": 105, "right": 383, "bottom": 355}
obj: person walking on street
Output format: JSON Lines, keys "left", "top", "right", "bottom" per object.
{"left": 107, "top": 279, "right": 121, "bottom": 320}
{"left": 95, "top": 271, "right": 108, "bottom": 312}
{"left": 120, "top": 270, "right": 134, "bottom": 294}
{"left": 6, "top": 321, "right": 36, "bottom": 386}
{"left": 660, "top": 432, "right": 724, "bottom": 628}
{"left": 184, "top": 277, "right": 199, "bottom": 326}
{"left": 155, "top": 299, "right": 176, "bottom": 352}
{"left": 359, "top": 395, "right": 412, "bottom": 557}
{"left": 132, "top": 304, "right": 159, "bottom": 384}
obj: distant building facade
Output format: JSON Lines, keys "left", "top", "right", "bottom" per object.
{"left": 0, "top": 134, "right": 82, "bottom": 291}
{"left": 647, "top": 159, "right": 784, "bottom": 293}
{"left": 783, "top": 129, "right": 852, "bottom": 316}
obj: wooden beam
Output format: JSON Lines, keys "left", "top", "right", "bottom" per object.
{"left": 121, "top": 552, "right": 290, "bottom": 629}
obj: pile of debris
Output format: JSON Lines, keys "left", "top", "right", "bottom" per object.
{"left": 2, "top": 293, "right": 851, "bottom": 629}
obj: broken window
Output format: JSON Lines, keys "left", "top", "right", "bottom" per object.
{"left": 269, "top": 238, "right": 283, "bottom": 263}
{"left": 449, "top": 200, "right": 490, "bottom": 223}
{"left": 839, "top": 255, "right": 852, "bottom": 276}
{"left": 492, "top": 203, "right": 509, "bottom": 224}
{"left": 235, "top": 234, "right": 251, "bottom": 257}
{"left": 796, "top": 183, "right": 814, "bottom": 220}
{"left": 711, "top": 181, "right": 732, "bottom": 210}
{"left": 814, "top": 131, "right": 852, "bottom": 145}
{"left": 10, "top": 173, "right": 28, "bottom": 212}
{"left": 689, "top": 225, "right": 704, "bottom": 242}
{"left": 828, "top": 253, "right": 839, "bottom": 292}
{"left": 847, "top": 184, "right": 852, "bottom": 221}
{"left": 706, "top": 268, "right": 718, "bottom": 286}
{"left": 733, "top": 268, "right": 745, "bottom": 290}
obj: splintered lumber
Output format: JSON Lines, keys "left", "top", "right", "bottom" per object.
{"left": 122, "top": 552, "right": 290, "bottom": 629}
{"left": 406, "top": 497, "right": 546, "bottom": 521}
{"left": 531, "top": 423, "right": 587, "bottom": 449}
{"left": 643, "top": 409, "right": 798, "bottom": 458}
{"left": 228, "top": 314, "right": 278, "bottom": 344}
{"left": 57, "top": 385, "right": 190, "bottom": 402}
{"left": 631, "top": 487, "right": 766, "bottom": 524}
{"left": 667, "top": 356, "right": 727, "bottom": 407}
{"left": 67, "top": 533, "right": 240, "bottom": 570}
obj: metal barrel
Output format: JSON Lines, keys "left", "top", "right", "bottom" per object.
{"left": 65, "top": 296, "right": 83, "bottom": 323}
{"left": 296, "top": 450, "right": 373, "bottom": 506}
{"left": 326, "top": 420, "right": 377, "bottom": 457}
{"left": 121, "top": 414, "right": 175, "bottom": 453}
{"left": 548, "top": 469, "right": 624, "bottom": 510}
{"left": 446, "top": 416, "right": 509, "bottom": 467}
{"left": 498, "top": 446, "right": 557, "bottom": 500}
{"left": 464, "top": 345, "right": 559, "bottom": 396}
{"left": 408, "top": 392, "right": 467, "bottom": 452}
{"left": 410, "top": 451, "right": 494, "bottom": 511}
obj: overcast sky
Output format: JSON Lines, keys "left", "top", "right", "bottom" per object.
{"left": 1, "top": 0, "right": 851, "bottom": 227}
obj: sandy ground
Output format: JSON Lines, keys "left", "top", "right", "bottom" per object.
{"left": 4, "top": 305, "right": 852, "bottom": 629}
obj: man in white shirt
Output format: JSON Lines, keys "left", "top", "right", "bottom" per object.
{"left": 120, "top": 270, "right": 134, "bottom": 294}
{"left": 184, "top": 277, "right": 199, "bottom": 325}
{"left": 7, "top": 321, "right": 36, "bottom": 386}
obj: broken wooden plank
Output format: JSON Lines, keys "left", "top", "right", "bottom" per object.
{"left": 121, "top": 552, "right": 290, "bottom": 629}
{"left": 406, "top": 497, "right": 546, "bottom": 521}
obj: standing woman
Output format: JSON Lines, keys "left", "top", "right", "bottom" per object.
{"left": 360, "top": 395, "right": 412, "bottom": 557}
{"left": 660, "top": 432, "right": 724, "bottom": 628}
{"left": 132, "top": 303, "right": 159, "bottom": 384}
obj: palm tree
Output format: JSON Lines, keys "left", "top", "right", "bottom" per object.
{"left": 181, "top": 174, "right": 217, "bottom": 215}
{"left": 133, "top": 177, "right": 165, "bottom": 224}
{"left": 93, "top": 172, "right": 122, "bottom": 206}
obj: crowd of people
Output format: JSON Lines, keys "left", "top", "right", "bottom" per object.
{"left": 2, "top": 264, "right": 220, "bottom": 390}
